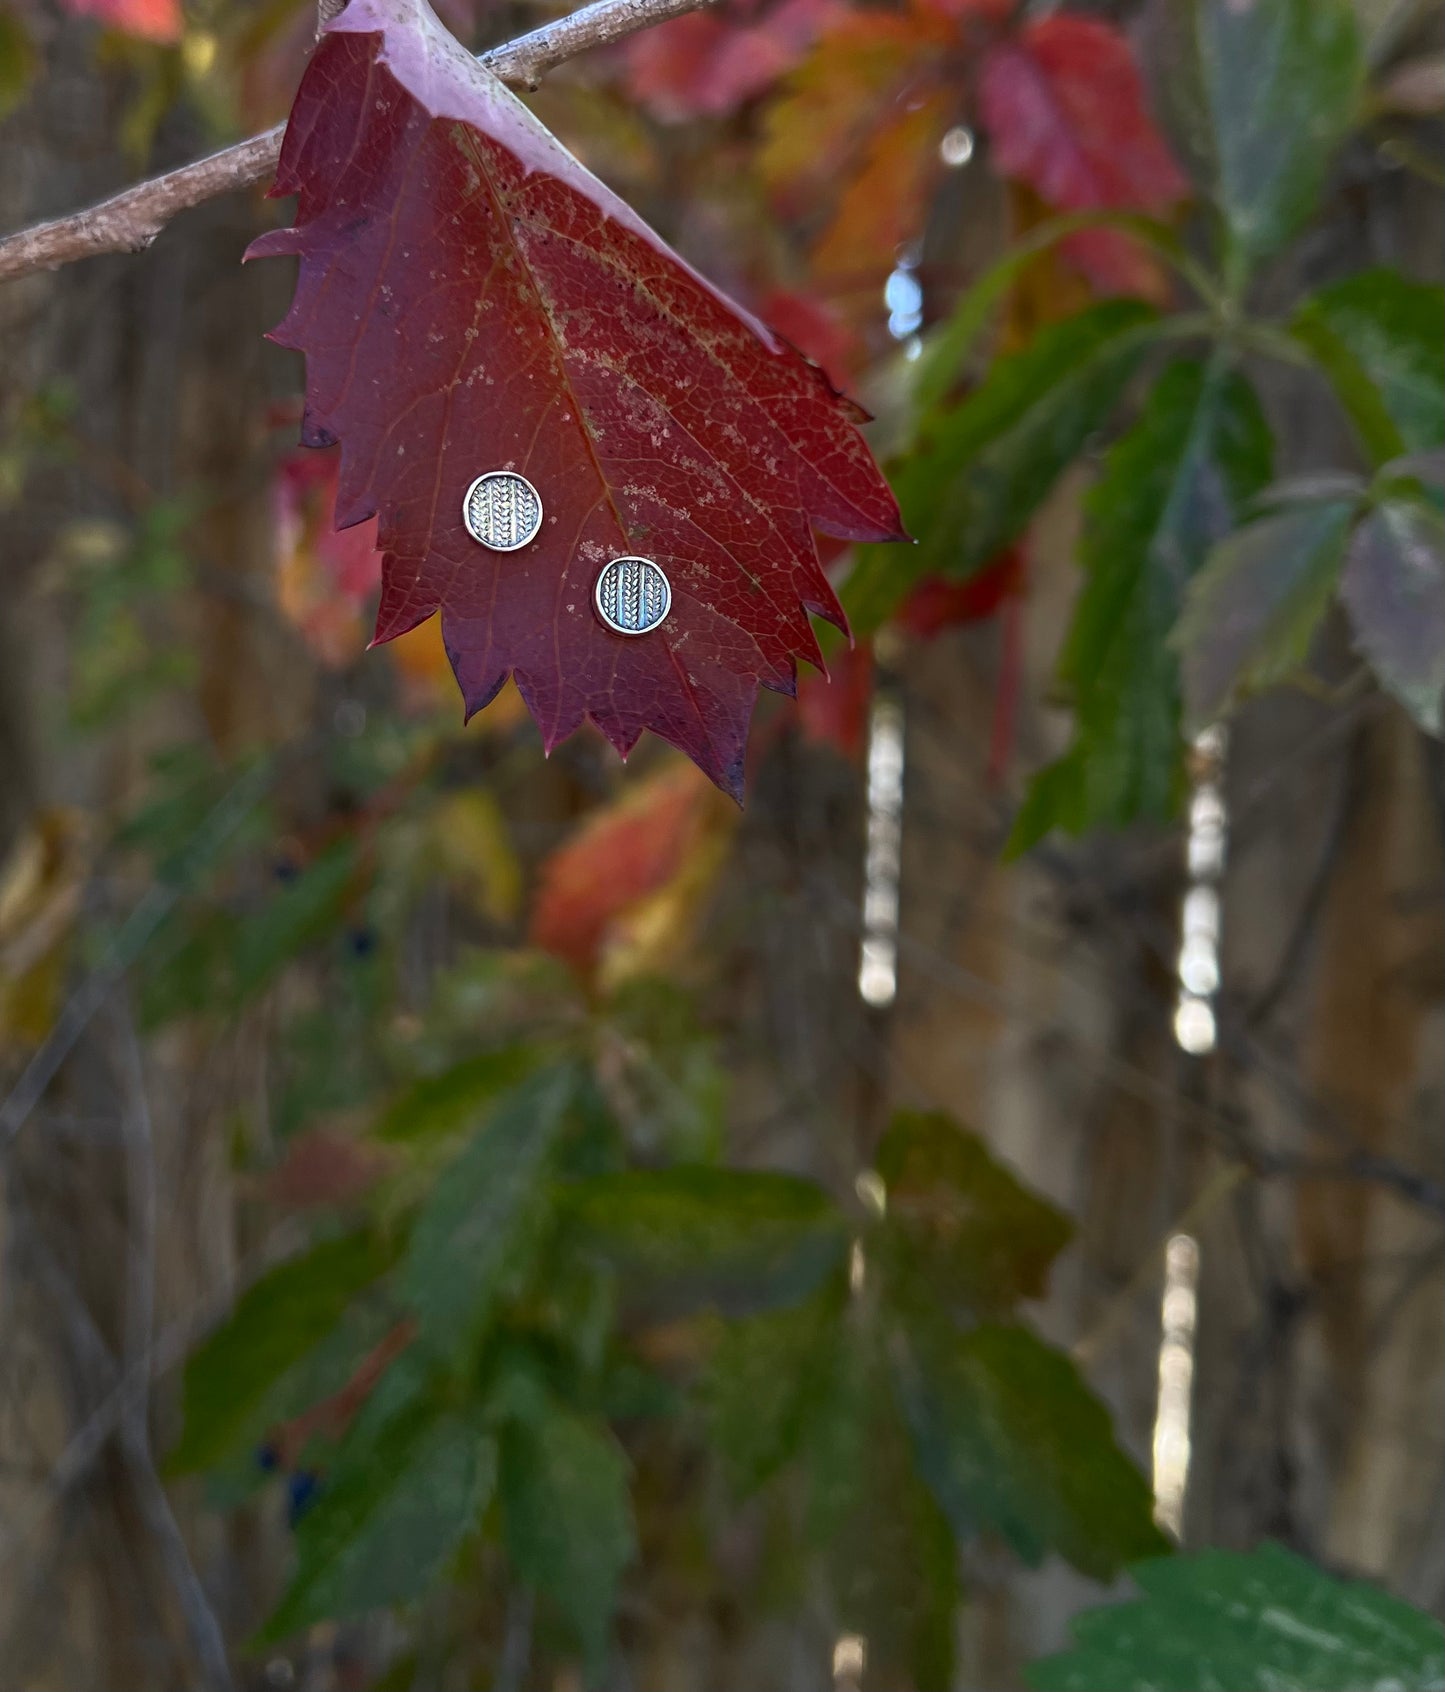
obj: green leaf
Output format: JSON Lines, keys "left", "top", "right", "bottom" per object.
{"left": 138, "top": 907, "right": 238, "bottom": 1031}
{"left": 399, "top": 1066, "right": 576, "bottom": 1358}
{"left": 845, "top": 300, "right": 1158, "bottom": 634}
{"left": 605, "top": 979, "right": 727, "bottom": 1163}
{"left": 564, "top": 1166, "right": 847, "bottom": 1315}
{"left": 1341, "top": 495, "right": 1445, "bottom": 733}
{"left": 896, "top": 1322, "right": 1166, "bottom": 1581}
{"left": 262, "top": 1403, "right": 496, "bottom": 1640}
{"left": 1293, "top": 270, "right": 1445, "bottom": 463}
{"left": 373, "top": 1044, "right": 552, "bottom": 1143}
{"left": 230, "top": 841, "right": 358, "bottom": 1004}
{"left": 169, "top": 1230, "right": 397, "bottom": 1474}
{"left": 703, "top": 1288, "right": 843, "bottom": 1496}
{"left": 116, "top": 746, "right": 274, "bottom": 884}
{"left": 1175, "top": 498, "right": 1358, "bottom": 728}
{"left": 500, "top": 1401, "right": 636, "bottom": 1671}
{"left": 1011, "top": 359, "right": 1272, "bottom": 851}
{"left": 875, "top": 1111, "right": 1072, "bottom": 1316}
{"left": 1028, "top": 1543, "right": 1445, "bottom": 1691}
{"left": 806, "top": 1319, "right": 959, "bottom": 1691}
{"left": 1195, "top": 0, "right": 1363, "bottom": 266}
{"left": 912, "top": 213, "right": 1195, "bottom": 421}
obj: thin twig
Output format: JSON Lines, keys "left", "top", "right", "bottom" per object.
{"left": 0, "top": 0, "right": 716, "bottom": 285}
{"left": 114, "top": 1007, "right": 236, "bottom": 1692}
{"left": 0, "top": 748, "right": 286, "bottom": 1149}
{"left": 0, "top": 1218, "right": 311, "bottom": 1578}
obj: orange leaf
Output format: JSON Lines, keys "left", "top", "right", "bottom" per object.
{"left": 274, "top": 449, "right": 381, "bottom": 667}
{"left": 530, "top": 763, "right": 722, "bottom": 975}
{"left": 62, "top": 0, "right": 182, "bottom": 42}
{"left": 760, "top": 9, "right": 951, "bottom": 204}
{"left": 998, "top": 183, "right": 1099, "bottom": 346}
{"left": 810, "top": 90, "right": 952, "bottom": 284}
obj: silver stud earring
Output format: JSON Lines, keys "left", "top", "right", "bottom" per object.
{"left": 595, "top": 556, "right": 672, "bottom": 635}
{"left": 462, "top": 471, "right": 543, "bottom": 552}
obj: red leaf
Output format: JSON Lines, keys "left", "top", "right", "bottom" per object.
{"left": 896, "top": 549, "right": 1024, "bottom": 638}
{"left": 62, "top": 0, "right": 181, "bottom": 42}
{"left": 624, "top": 0, "right": 839, "bottom": 122}
{"left": 271, "top": 1320, "right": 417, "bottom": 1466}
{"left": 979, "top": 16, "right": 1187, "bottom": 295}
{"left": 263, "top": 1127, "right": 390, "bottom": 1209}
{"left": 249, "top": 0, "right": 903, "bottom": 799}
{"left": 530, "top": 762, "right": 717, "bottom": 971}
{"left": 758, "top": 288, "right": 862, "bottom": 389}
{"left": 796, "top": 639, "right": 873, "bottom": 757}
{"left": 274, "top": 448, "right": 382, "bottom": 666}
{"left": 914, "top": 0, "right": 1011, "bottom": 18}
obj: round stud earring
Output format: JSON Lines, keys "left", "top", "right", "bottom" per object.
{"left": 594, "top": 556, "right": 672, "bottom": 635}
{"left": 462, "top": 471, "right": 543, "bottom": 552}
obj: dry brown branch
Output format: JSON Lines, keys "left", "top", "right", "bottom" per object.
{"left": 0, "top": 0, "right": 713, "bottom": 285}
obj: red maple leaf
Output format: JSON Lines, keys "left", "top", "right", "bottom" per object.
{"left": 249, "top": 0, "right": 903, "bottom": 798}
{"left": 979, "top": 15, "right": 1188, "bottom": 295}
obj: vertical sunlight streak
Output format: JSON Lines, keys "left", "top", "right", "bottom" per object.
{"left": 858, "top": 694, "right": 906, "bottom": 1008}
{"left": 1152, "top": 1233, "right": 1200, "bottom": 1537}
{"left": 1154, "top": 728, "right": 1227, "bottom": 1534}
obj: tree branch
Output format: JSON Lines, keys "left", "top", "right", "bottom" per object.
{"left": 0, "top": 0, "right": 712, "bottom": 285}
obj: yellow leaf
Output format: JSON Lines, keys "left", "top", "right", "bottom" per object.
{"left": 810, "top": 91, "right": 952, "bottom": 284}
{"left": 430, "top": 789, "right": 523, "bottom": 925}
{"left": 0, "top": 810, "right": 88, "bottom": 1050}
{"left": 760, "top": 10, "right": 950, "bottom": 202}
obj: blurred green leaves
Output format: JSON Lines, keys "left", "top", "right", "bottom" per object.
{"left": 805, "top": 1317, "right": 960, "bottom": 1689}
{"left": 232, "top": 841, "right": 358, "bottom": 1003}
{"left": 565, "top": 1165, "right": 848, "bottom": 1315}
{"left": 1029, "top": 1543, "right": 1445, "bottom": 1691}
{"left": 372, "top": 1043, "right": 554, "bottom": 1143}
{"left": 701, "top": 1112, "right": 1159, "bottom": 1686}
{"left": 175, "top": 1092, "right": 1159, "bottom": 1676}
{"left": 1293, "top": 272, "right": 1445, "bottom": 463}
{"left": 499, "top": 1396, "right": 637, "bottom": 1669}
{"left": 876, "top": 1108, "right": 1072, "bottom": 1314}
{"left": 65, "top": 502, "right": 197, "bottom": 731}
{"left": 400, "top": 1065, "right": 576, "bottom": 1357}
{"left": 263, "top": 1402, "right": 496, "bottom": 1640}
{"left": 1012, "top": 359, "right": 1272, "bottom": 848}
{"left": 1193, "top": 0, "right": 1362, "bottom": 268}
{"left": 1176, "top": 495, "right": 1356, "bottom": 728}
{"left": 704, "top": 1290, "right": 842, "bottom": 1497}
{"left": 1341, "top": 493, "right": 1445, "bottom": 734}
{"left": 898, "top": 1322, "right": 1166, "bottom": 1578}
{"left": 170, "top": 1229, "right": 397, "bottom": 1474}
{"left": 846, "top": 299, "right": 1157, "bottom": 633}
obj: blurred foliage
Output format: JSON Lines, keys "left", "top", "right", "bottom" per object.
{"left": 1029, "top": 1544, "right": 1445, "bottom": 1692}
{"left": 4, "top": 0, "right": 1444, "bottom": 1684}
